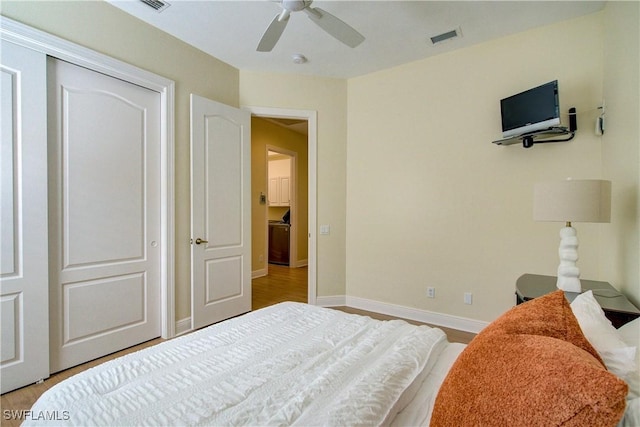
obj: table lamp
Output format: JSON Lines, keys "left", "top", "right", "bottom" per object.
{"left": 533, "top": 179, "right": 611, "bottom": 292}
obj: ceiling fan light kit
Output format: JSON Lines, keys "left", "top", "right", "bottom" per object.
{"left": 291, "top": 54, "right": 307, "bottom": 64}
{"left": 257, "top": 0, "right": 365, "bottom": 52}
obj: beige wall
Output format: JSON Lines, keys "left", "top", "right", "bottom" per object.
{"left": 241, "top": 72, "right": 348, "bottom": 296}
{"left": 4, "top": 1, "right": 636, "bottom": 325}
{"left": 346, "top": 12, "right": 610, "bottom": 322}
{"left": 602, "top": 1, "right": 640, "bottom": 307}
{"left": 1, "top": 0, "right": 240, "bottom": 321}
{"left": 251, "top": 118, "right": 309, "bottom": 272}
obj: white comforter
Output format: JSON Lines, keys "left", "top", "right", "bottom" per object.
{"left": 25, "top": 302, "right": 448, "bottom": 426}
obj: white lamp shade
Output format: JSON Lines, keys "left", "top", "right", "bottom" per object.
{"left": 533, "top": 179, "right": 611, "bottom": 223}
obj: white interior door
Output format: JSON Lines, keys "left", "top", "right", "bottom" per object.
{"left": 191, "top": 94, "right": 251, "bottom": 329}
{"left": 0, "top": 41, "right": 50, "bottom": 393}
{"left": 48, "top": 58, "right": 162, "bottom": 372}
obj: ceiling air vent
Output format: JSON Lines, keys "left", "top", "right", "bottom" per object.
{"left": 140, "top": 0, "right": 170, "bottom": 12}
{"left": 430, "top": 27, "right": 462, "bottom": 45}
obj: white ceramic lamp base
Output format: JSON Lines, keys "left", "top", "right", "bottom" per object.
{"left": 556, "top": 226, "right": 581, "bottom": 292}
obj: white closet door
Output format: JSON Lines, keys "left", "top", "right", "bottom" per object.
{"left": 48, "top": 58, "right": 162, "bottom": 372}
{"left": 0, "top": 41, "right": 50, "bottom": 393}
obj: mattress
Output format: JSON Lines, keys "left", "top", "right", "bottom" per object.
{"left": 25, "top": 302, "right": 456, "bottom": 426}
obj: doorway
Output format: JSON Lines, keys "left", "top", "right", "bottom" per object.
{"left": 267, "top": 148, "right": 295, "bottom": 267}
{"left": 246, "top": 106, "right": 317, "bottom": 307}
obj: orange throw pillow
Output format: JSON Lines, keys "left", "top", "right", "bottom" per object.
{"left": 431, "top": 290, "right": 628, "bottom": 426}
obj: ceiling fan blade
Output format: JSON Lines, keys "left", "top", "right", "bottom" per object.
{"left": 304, "top": 7, "right": 364, "bottom": 48}
{"left": 257, "top": 13, "right": 290, "bottom": 52}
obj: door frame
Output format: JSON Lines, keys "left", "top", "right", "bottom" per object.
{"left": 244, "top": 106, "right": 317, "bottom": 305}
{"left": 266, "top": 146, "right": 297, "bottom": 268}
{"left": 0, "top": 17, "right": 177, "bottom": 338}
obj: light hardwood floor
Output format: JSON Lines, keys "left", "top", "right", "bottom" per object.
{"left": 252, "top": 264, "right": 308, "bottom": 310}
{"left": 1, "top": 264, "right": 474, "bottom": 426}
{"left": 254, "top": 264, "right": 475, "bottom": 344}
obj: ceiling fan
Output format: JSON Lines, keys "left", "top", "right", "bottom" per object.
{"left": 257, "top": 0, "right": 365, "bottom": 52}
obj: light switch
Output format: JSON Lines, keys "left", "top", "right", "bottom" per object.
{"left": 320, "top": 225, "right": 330, "bottom": 235}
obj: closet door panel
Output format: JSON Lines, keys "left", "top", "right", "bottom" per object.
{"left": 48, "top": 58, "right": 162, "bottom": 373}
{"left": 0, "top": 40, "right": 50, "bottom": 394}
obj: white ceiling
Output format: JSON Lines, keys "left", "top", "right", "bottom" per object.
{"left": 107, "top": 0, "right": 605, "bottom": 79}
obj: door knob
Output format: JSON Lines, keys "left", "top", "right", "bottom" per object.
{"left": 194, "top": 238, "right": 208, "bottom": 245}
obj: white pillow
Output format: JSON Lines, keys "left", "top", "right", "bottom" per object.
{"left": 570, "top": 291, "right": 637, "bottom": 380}
{"left": 618, "top": 317, "right": 640, "bottom": 347}
{"left": 617, "top": 317, "right": 640, "bottom": 402}
{"left": 619, "top": 397, "right": 640, "bottom": 427}
{"left": 608, "top": 316, "right": 640, "bottom": 426}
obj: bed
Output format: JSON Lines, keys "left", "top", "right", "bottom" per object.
{"left": 24, "top": 290, "right": 638, "bottom": 426}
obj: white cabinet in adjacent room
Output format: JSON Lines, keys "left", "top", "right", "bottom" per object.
{"left": 269, "top": 176, "right": 290, "bottom": 206}
{"left": 268, "top": 157, "right": 291, "bottom": 207}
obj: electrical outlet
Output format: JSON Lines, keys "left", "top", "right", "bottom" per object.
{"left": 427, "top": 287, "right": 435, "bottom": 298}
{"left": 464, "top": 292, "right": 473, "bottom": 305}
{"left": 258, "top": 254, "right": 264, "bottom": 263}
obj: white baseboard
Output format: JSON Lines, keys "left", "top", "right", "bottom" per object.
{"left": 175, "top": 317, "right": 192, "bottom": 336}
{"left": 176, "top": 296, "right": 488, "bottom": 337}
{"left": 294, "top": 259, "right": 308, "bottom": 268}
{"left": 252, "top": 268, "right": 267, "bottom": 279}
{"left": 315, "top": 295, "right": 346, "bottom": 307}
{"left": 317, "top": 295, "right": 488, "bottom": 334}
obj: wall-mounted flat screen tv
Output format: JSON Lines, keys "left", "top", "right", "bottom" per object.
{"left": 500, "top": 80, "right": 560, "bottom": 138}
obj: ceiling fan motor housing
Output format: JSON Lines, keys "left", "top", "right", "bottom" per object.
{"left": 282, "top": 0, "right": 312, "bottom": 12}
{"left": 258, "top": 0, "right": 364, "bottom": 52}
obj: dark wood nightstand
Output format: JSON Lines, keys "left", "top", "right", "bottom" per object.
{"left": 516, "top": 274, "right": 640, "bottom": 328}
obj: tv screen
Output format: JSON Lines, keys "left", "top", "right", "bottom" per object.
{"left": 500, "top": 80, "right": 560, "bottom": 138}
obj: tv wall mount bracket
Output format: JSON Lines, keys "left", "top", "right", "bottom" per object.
{"left": 492, "top": 107, "right": 577, "bottom": 148}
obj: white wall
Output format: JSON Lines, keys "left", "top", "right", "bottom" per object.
{"left": 346, "top": 12, "right": 608, "bottom": 322}
{"left": 269, "top": 158, "right": 291, "bottom": 179}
